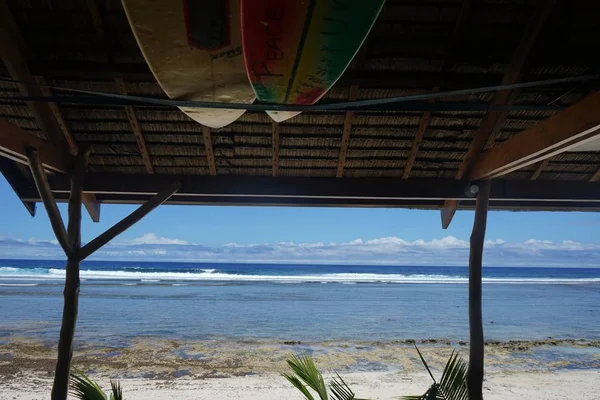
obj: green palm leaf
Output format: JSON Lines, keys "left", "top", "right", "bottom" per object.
{"left": 285, "top": 354, "right": 329, "bottom": 400}
{"left": 110, "top": 380, "right": 123, "bottom": 400}
{"left": 330, "top": 374, "right": 357, "bottom": 400}
{"left": 400, "top": 347, "right": 467, "bottom": 400}
{"left": 70, "top": 370, "right": 107, "bottom": 400}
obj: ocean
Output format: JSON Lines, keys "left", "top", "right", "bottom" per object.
{"left": 1, "top": 259, "right": 599, "bottom": 345}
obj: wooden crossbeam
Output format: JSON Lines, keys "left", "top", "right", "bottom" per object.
{"left": 78, "top": 181, "right": 181, "bottom": 260}
{"left": 202, "top": 126, "right": 217, "bottom": 176}
{"left": 530, "top": 159, "right": 550, "bottom": 180}
{"left": 469, "top": 92, "right": 600, "bottom": 180}
{"left": 114, "top": 78, "right": 153, "bottom": 174}
{"left": 336, "top": 85, "right": 360, "bottom": 177}
{"left": 441, "top": 1, "right": 557, "bottom": 228}
{"left": 272, "top": 122, "right": 279, "bottom": 177}
{"left": 33, "top": 173, "right": 600, "bottom": 204}
{"left": 403, "top": 0, "right": 472, "bottom": 179}
{"left": 0, "top": 0, "right": 100, "bottom": 222}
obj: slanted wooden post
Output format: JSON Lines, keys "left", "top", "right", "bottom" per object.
{"left": 467, "top": 180, "right": 490, "bottom": 400}
{"left": 26, "top": 146, "right": 180, "bottom": 400}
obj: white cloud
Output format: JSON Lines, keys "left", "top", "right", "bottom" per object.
{"left": 0, "top": 233, "right": 599, "bottom": 267}
{"left": 123, "top": 233, "right": 189, "bottom": 245}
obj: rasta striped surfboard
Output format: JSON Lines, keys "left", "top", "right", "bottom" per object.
{"left": 122, "top": 0, "right": 255, "bottom": 128}
{"left": 241, "top": 0, "right": 385, "bottom": 122}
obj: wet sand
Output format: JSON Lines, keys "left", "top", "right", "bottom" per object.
{"left": 1, "top": 337, "right": 599, "bottom": 399}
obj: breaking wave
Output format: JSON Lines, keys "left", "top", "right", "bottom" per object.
{"left": 0, "top": 266, "right": 599, "bottom": 284}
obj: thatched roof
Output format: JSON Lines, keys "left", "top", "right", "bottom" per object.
{"left": 1, "top": 0, "right": 600, "bottom": 215}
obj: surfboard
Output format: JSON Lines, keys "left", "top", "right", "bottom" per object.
{"left": 122, "top": 0, "right": 255, "bottom": 128}
{"left": 241, "top": 0, "right": 385, "bottom": 122}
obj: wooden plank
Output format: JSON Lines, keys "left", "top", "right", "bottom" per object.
{"left": 271, "top": 122, "right": 279, "bottom": 177}
{"left": 441, "top": 1, "right": 557, "bottom": 228}
{"left": 78, "top": 181, "right": 181, "bottom": 260}
{"left": 202, "top": 126, "right": 217, "bottom": 176}
{"left": 467, "top": 180, "right": 490, "bottom": 400}
{"left": 114, "top": 78, "right": 153, "bottom": 174}
{"left": 336, "top": 85, "right": 360, "bottom": 178}
{"left": 530, "top": 158, "right": 550, "bottom": 180}
{"left": 470, "top": 92, "right": 600, "bottom": 180}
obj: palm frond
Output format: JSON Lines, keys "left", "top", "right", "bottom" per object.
{"left": 436, "top": 352, "right": 468, "bottom": 400}
{"left": 109, "top": 380, "right": 123, "bottom": 400}
{"left": 284, "top": 373, "right": 317, "bottom": 400}
{"left": 414, "top": 345, "right": 436, "bottom": 383}
{"left": 70, "top": 370, "right": 107, "bottom": 400}
{"left": 329, "top": 373, "right": 356, "bottom": 400}
{"left": 286, "top": 354, "right": 329, "bottom": 400}
{"left": 400, "top": 348, "right": 467, "bottom": 400}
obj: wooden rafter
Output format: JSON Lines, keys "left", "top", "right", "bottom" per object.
{"left": 591, "top": 168, "right": 600, "bottom": 183}
{"left": 114, "top": 78, "right": 153, "bottom": 174}
{"left": 0, "top": 0, "right": 100, "bottom": 222}
{"left": 336, "top": 85, "right": 360, "bottom": 177}
{"left": 403, "top": 0, "right": 472, "bottom": 179}
{"left": 272, "top": 122, "right": 279, "bottom": 177}
{"left": 530, "top": 159, "right": 550, "bottom": 180}
{"left": 469, "top": 92, "right": 600, "bottom": 180}
{"left": 202, "top": 126, "right": 217, "bottom": 176}
{"left": 441, "top": 1, "right": 557, "bottom": 228}
{"left": 335, "top": 39, "right": 370, "bottom": 178}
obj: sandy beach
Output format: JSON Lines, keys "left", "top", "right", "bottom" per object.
{"left": 2, "top": 370, "right": 599, "bottom": 400}
{"left": 1, "top": 337, "right": 599, "bottom": 399}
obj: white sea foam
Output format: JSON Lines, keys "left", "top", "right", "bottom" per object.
{"left": 0, "top": 283, "right": 38, "bottom": 286}
{"left": 0, "top": 267, "right": 599, "bottom": 284}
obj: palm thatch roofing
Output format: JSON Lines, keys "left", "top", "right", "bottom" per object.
{"left": 1, "top": 0, "right": 600, "bottom": 217}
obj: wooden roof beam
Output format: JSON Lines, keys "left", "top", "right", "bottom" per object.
{"left": 114, "top": 78, "right": 153, "bottom": 174}
{"left": 202, "top": 126, "right": 217, "bottom": 176}
{"left": 469, "top": 92, "right": 600, "bottom": 180}
{"left": 441, "top": 0, "right": 557, "bottom": 228}
{"left": 0, "top": 0, "right": 100, "bottom": 222}
{"left": 403, "top": 0, "right": 472, "bottom": 179}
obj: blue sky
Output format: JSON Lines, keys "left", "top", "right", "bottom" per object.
{"left": 1, "top": 176, "right": 600, "bottom": 266}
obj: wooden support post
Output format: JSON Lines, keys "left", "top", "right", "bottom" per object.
{"left": 78, "top": 181, "right": 181, "bottom": 260}
{"left": 26, "top": 148, "right": 72, "bottom": 255}
{"left": 467, "top": 180, "right": 490, "bottom": 400}
{"left": 272, "top": 122, "right": 279, "bottom": 177}
{"left": 51, "top": 149, "right": 87, "bottom": 400}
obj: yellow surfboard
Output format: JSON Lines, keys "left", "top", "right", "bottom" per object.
{"left": 122, "top": 0, "right": 255, "bottom": 128}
